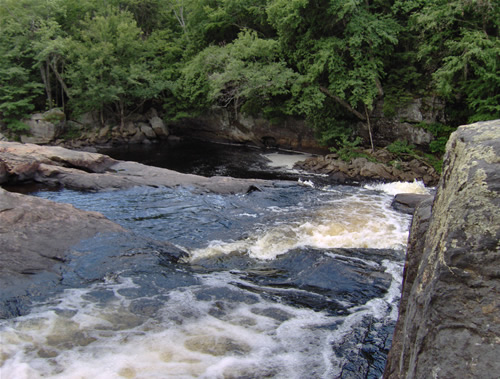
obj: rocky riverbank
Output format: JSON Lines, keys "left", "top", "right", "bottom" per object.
{"left": 294, "top": 148, "right": 440, "bottom": 186}
{"left": 384, "top": 119, "right": 500, "bottom": 378}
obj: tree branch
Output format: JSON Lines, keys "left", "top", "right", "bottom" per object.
{"left": 48, "top": 58, "right": 71, "bottom": 99}
{"left": 319, "top": 86, "right": 366, "bottom": 121}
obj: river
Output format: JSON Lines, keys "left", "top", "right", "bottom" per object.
{"left": 0, "top": 141, "right": 429, "bottom": 378}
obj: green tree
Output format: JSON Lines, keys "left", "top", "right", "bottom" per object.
{"left": 0, "top": 0, "right": 47, "bottom": 130}
{"left": 64, "top": 6, "right": 167, "bottom": 126}
{"left": 411, "top": 0, "right": 500, "bottom": 123}
{"left": 267, "top": 0, "right": 400, "bottom": 149}
{"left": 175, "top": 30, "right": 296, "bottom": 119}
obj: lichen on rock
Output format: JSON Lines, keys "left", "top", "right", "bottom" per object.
{"left": 384, "top": 119, "right": 500, "bottom": 379}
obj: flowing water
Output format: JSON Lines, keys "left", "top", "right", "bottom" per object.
{"left": 0, "top": 143, "right": 430, "bottom": 378}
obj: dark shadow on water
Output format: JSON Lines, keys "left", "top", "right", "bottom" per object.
{"left": 99, "top": 139, "right": 305, "bottom": 181}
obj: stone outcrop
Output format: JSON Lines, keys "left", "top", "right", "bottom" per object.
{"left": 0, "top": 187, "right": 124, "bottom": 275}
{"left": 0, "top": 141, "right": 271, "bottom": 194}
{"left": 4, "top": 108, "right": 171, "bottom": 147}
{"left": 0, "top": 186, "right": 189, "bottom": 319}
{"left": 294, "top": 149, "right": 440, "bottom": 186}
{"left": 391, "top": 193, "right": 434, "bottom": 215}
{"left": 0, "top": 187, "right": 125, "bottom": 317}
{"left": 20, "top": 109, "right": 66, "bottom": 144}
{"left": 356, "top": 97, "right": 446, "bottom": 148}
{"left": 384, "top": 120, "right": 500, "bottom": 378}
{"left": 169, "top": 109, "right": 327, "bottom": 154}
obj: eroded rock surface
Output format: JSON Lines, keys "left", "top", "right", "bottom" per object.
{"left": 0, "top": 188, "right": 124, "bottom": 317}
{"left": 0, "top": 141, "right": 269, "bottom": 194}
{"left": 384, "top": 119, "right": 500, "bottom": 379}
{"left": 0, "top": 187, "right": 190, "bottom": 319}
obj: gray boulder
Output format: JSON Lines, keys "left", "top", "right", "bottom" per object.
{"left": 391, "top": 193, "right": 434, "bottom": 214}
{"left": 150, "top": 116, "right": 169, "bottom": 138}
{"left": 384, "top": 119, "right": 500, "bottom": 379}
{"left": 20, "top": 110, "right": 65, "bottom": 144}
{"left": 139, "top": 122, "right": 157, "bottom": 139}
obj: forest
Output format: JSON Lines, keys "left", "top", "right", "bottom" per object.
{"left": 0, "top": 0, "right": 499, "bottom": 152}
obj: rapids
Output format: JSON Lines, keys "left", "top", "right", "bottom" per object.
{"left": 0, "top": 144, "right": 428, "bottom": 378}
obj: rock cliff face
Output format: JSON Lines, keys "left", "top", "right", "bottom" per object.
{"left": 384, "top": 120, "right": 500, "bottom": 378}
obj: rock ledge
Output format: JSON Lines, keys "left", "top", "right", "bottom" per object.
{"left": 384, "top": 119, "right": 500, "bottom": 379}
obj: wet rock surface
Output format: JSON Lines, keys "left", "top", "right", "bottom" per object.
{"left": 384, "top": 120, "right": 500, "bottom": 379}
{"left": 0, "top": 188, "right": 190, "bottom": 319}
{"left": 0, "top": 141, "right": 271, "bottom": 194}
{"left": 391, "top": 193, "right": 434, "bottom": 214}
{"left": 0, "top": 188, "right": 123, "bottom": 317}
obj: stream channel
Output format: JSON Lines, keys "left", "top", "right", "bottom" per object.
{"left": 0, "top": 140, "right": 429, "bottom": 378}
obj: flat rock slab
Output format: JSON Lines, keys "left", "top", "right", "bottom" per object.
{"left": 0, "top": 141, "right": 270, "bottom": 194}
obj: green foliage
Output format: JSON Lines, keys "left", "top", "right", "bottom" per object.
{"left": 174, "top": 30, "right": 296, "bottom": 119}
{"left": 42, "top": 110, "right": 65, "bottom": 124}
{"left": 0, "top": 0, "right": 497, "bottom": 145}
{"left": 60, "top": 122, "right": 81, "bottom": 140}
{"left": 64, "top": 6, "right": 168, "bottom": 122}
{"left": 433, "top": 29, "right": 500, "bottom": 122}
{"left": 0, "top": 0, "right": 45, "bottom": 128}
{"left": 4, "top": 120, "right": 31, "bottom": 133}
{"left": 386, "top": 140, "right": 416, "bottom": 155}
{"left": 266, "top": 0, "right": 401, "bottom": 143}
{"left": 429, "top": 137, "right": 448, "bottom": 154}
{"left": 411, "top": 0, "right": 500, "bottom": 123}
{"left": 330, "top": 136, "right": 364, "bottom": 162}
{"left": 381, "top": 91, "right": 414, "bottom": 117}
{"left": 387, "top": 139, "right": 443, "bottom": 173}
{"left": 415, "top": 122, "right": 456, "bottom": 153}
{"left": 308, "top": 98, "right": 351, "bottom": 146}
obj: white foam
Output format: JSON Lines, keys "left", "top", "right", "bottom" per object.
{"left": 298, "top": 178, "right": 315, "bottom": 188}
{"left": 0, "top": 277, "right": 345, "bottom": 379}
{"left": 364, "top": 179, "right": 430, "bottom": 195}
{"left": 189, "top": 193, "right": 411, "bottom": 261}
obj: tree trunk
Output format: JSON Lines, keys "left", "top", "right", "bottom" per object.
{"left": 119, "top": 100, "right": 125, "bottom": 129}
{"left": 364, "top": 105, "right": 375, "bottom": 153}
{"left": 40, "top": 60, "right": 53, "bottom": 109}
{"left": 49, "top": 58, "right": 71, "bottom": 99}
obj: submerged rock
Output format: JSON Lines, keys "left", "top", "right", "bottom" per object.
{"left": 384, "top": 119, "right": 500, "bottom": 378}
